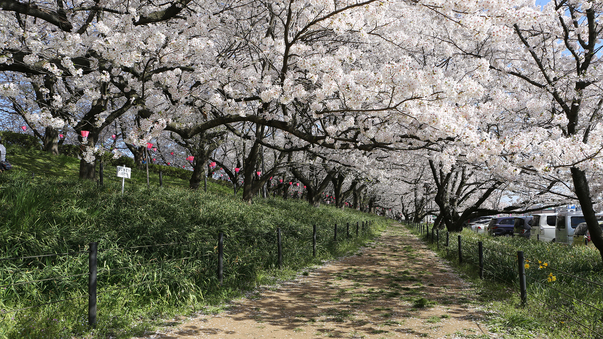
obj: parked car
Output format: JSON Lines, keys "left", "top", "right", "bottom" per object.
{"left": 469, "top": 217, "right": 492, "bottom": 234}
{"left": 555, "top": 211, "right": 603, "bottom": 244}
{"left": 487, "top": 217, "right": 516, "bottom": 236}
{"left": 532, "top": 213, "right": 557, "bottom": 242}
{"left": 513, "top": 216, "right": 533, "bottom": 239}
{"left": 571, "top": 221, "right": 603, "bottom": 246}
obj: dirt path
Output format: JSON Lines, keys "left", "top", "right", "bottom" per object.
{"left": 138, "top": 224, "right": 492, "bottom": 338}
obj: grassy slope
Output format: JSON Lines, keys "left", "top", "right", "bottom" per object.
{"left": 410, "top": 225, "right": 603, "bottom": 339}
{"left": 0, "top": 146, "right": 387, "bottom": 339}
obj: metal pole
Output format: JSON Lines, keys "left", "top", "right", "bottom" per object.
{"left": 121, "top": 177, "right": 125, "bottom": 195}
{"left": 518, "top": 251, "right": 527, "bottom": 305}
{"left": 88, "top": 242, "right": 98, "bottom": 328}
{"left": 356, "top": 222, "right": 359, "bottom": 237}
{"left": 218, "top": 232, "right": 224, "bottom": 284}
{"left": 159, "top": 171, "right": 163, "bottom": 187}
{"left": 313, "top": 225, "right": 317, "bottom": 257}
{"left": 346, "top": 223, "right": 350, "bottom": 239}
{"left": 277, "top": 228, "right": 282, "bottom": 269}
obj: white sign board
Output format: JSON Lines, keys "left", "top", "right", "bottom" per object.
{"left": 116, "top": 166, "right": 131, "bottom": 179}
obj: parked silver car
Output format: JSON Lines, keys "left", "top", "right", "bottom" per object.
{"left": 469, "top": 217, "right": 492, "bottom": 234}
{"left": 532, "top": 213, "right": 556, "bottom": 242}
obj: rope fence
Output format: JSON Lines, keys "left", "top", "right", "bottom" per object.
{"left": 0, "top": 220, "right": 374, "bottom": 327}
{"left": 407, "top": 222, "right": 603, "bottom": 338}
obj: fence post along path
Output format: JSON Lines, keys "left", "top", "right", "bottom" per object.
{"left": 0, "top": 220, "right": 373, "bottom": 332}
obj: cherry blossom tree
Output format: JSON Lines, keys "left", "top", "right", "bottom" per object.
{"left": 404, "top": 0, "right": 603, "bottom": 260}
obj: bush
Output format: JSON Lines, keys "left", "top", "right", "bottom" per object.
{"left": 0, "top": 131, "right": 41, "bottom": 150}
{"left": 109, "top": 154, "right": 137, "bottom": 168}
{"left": 108, "top": 156, "right": 191, "bottom": 181}
{"left": 58, "top": 143, "right": 80, "bottom": 157}
{"left": 149, "top": 163, "right": 191, "bottom": 180}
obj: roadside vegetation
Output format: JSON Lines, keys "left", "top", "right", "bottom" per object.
{"left": 410, "top": 224, "right": 603, "bottom": 339}
{"left": 0, "top": 146, "right": 386, "bottom": 339}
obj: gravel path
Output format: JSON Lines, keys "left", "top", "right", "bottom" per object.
{"left": 136, "top": 223, "right": 492, "bottom": 339}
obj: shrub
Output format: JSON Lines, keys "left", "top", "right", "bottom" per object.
{"left": 0, "top": 131, "right": 41, "bottom": 150}
{"left": 58, "top": 143, "right": 80, "bottom": 157}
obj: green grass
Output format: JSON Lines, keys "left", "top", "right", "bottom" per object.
{"left": 0, "top": 148, "right": 387, "bottom": 339}
{"left": 408, "top": 223, "right": 603, "bottom": 339}
{"left": 4, "top": 144, "right": 220, "bottom": 191}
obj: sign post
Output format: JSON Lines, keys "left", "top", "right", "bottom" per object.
{"left": 116, "top": 166, "right": 131, "bottom": 194}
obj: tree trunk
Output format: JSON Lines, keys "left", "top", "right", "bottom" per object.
{"left": 78, "top": 132, "right": 97, "bottom": 180}
{"left": 43, "top": 127, "right": 59, "bottom": 155}
{"left": 571, "top": 167, "right": 603, "bottom": 263}
{"left": 331, "top": 174, "right": 344, "bottom": 208}
{"left": 79, "top": 158, "right": 96, "bottom": 180}
{"left": 189, "top": 160, "right": 206, "bottom": 190}
{"left": 241, "top": 127, "right": 264, "bottom": 202}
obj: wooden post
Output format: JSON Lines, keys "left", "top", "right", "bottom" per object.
{"left": 277, "top": 228, "right": 283, "bottom": 269}
{"left": 334, "top": 224, "right": 337, "bottom": 242}
{"left": 99, "top": 161, "right": 104, "bottom": 187}
{"left": 458, "top": 235, "right": 462, "bottom": 264}
{"left": 88, "top": 242, "right": 98, "bottom": 328}
{"left": 218, "top": 232, "right": 224, "bottom": 283}
{"left": 479, "top": 241, "right": 484, "bottom": 279}
{"left": 518, "top": 251, "right": 527, "bottom": 305}
{"left": 436, "top": 229, "right": 439, "bottom": 249}
{"left": 313, "top": 225, "right": 317, "bottom": 257}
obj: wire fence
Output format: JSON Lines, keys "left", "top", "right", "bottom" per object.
{"left": 0, "top": 220, "right": 374, "bottom": 328}
{"left": 407, "top": 222, "right": 603, "bottom": 339}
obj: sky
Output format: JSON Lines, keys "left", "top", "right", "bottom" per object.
{"left": 535, "top": 0, "right": 549, "bottom": 7}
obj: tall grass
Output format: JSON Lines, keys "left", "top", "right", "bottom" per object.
{"left": 410, "top": 224, "right": 603, "bottom": 339}
{"left": 0, "top": 170, "right": 386, "bottom": 339}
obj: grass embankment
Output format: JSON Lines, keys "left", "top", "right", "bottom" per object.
{"left": 0, "top": 148, "right": 387, "bottom": 339}
{"left": 3, "top": 141, "right": 219, "bottom": 192}
{"left": 409, "top": 225, "right": 603, "bottom": 339}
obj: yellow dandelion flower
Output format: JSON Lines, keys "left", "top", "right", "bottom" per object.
{"left": 525, "top": 263, "right": 530, "bottom": 269}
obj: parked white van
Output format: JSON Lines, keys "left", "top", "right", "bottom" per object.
{"left": 555, "top": 211, "right": 603, "bottom": 244}
{"left": 532, "top": 213, "right": 557, "bottom": 242}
